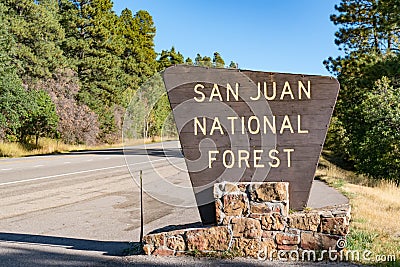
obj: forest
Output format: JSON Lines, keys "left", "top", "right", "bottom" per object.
{"left": 324, "top": 0, "right": 400, "bottom": 184}
{"left": 0, "top": 0, "right": 233, "bottom": 146}
{"left": 0, "top": 0, "right": 399, "bottom": 184}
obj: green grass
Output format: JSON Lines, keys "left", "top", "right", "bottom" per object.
{"left": 347, "top": 229, "right": 378, "bottom": 251}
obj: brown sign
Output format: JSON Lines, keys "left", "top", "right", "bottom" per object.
{"left": 163, "top": 65, "right": 339, "bottom": 224}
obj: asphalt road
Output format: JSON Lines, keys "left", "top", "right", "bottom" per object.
{"left": 0, "top": 141, "right": 348, "bottom": 266}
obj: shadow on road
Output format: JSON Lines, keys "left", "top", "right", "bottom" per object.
{"left": 68, "top": 148, "right": 184, "bottom": 158}
{"left": 0, "top": 232, "right": 132, "bottom": 256}
{"left": 148, "top": 222, "right": 203, "bottom": 235}
{"left": 0, "top": 232, "right": 367, "bottom": 266}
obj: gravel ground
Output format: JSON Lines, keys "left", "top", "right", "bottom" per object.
{"left": 120, "top": 255, "right": 368, "bottom": 266}
{"left": 0, "top": 240, "right": 369, "bottom": 267}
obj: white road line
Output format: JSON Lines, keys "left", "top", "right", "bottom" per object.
{"left": 1, "top": 240, "right": 71, "bottom": 248}
{"left": 86, "top": 159, "right": 93, "bottom": 162}
{"left": 33, "top": 165, "right": 44, "bottom": 168}
{"left": 1, "top": 168, "right": 12, "bottom": 171}
{"left": 0, "top": 158, "right": 171, "bottom": 186}
{"left": 64, "top": 162, "right": 71, "bottom": 164}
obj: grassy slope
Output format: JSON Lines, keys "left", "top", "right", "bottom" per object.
{"left": 317, "top": 155, "right": 400, "bottom": 266}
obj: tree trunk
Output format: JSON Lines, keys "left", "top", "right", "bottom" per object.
{"left": 372, "top": 14, "right": 380, "bottom": 53}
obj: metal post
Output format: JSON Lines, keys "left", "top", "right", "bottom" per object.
{"left": 139, "top": 170, "right": 143, "bottom": 244}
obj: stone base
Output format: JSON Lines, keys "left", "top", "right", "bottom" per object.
{"left": 143, "top": 182, "right": 351, "bottom": 259}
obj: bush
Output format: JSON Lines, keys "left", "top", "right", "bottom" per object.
{"left": 325, "top": 116, "right": 351, "bottom": 162}
{"left": 19, "top": 90, "right": 59, "bottom": 145}
{"left": 33, "top": 69, "right": 100, "bottom": 145}
{"left": 355, "top": 77, "right": 400, "bottom": 183}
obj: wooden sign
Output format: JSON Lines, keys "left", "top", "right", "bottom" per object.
{"left": 163, "top": 65, "right": 339, "bottom": 224}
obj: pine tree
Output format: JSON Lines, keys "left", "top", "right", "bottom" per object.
{"left": 185, "top": 57, "right": 193, "bottom": 65}
{"left": 5, "top": 0, "right": 66, "bottom": 78}
{"left": 325, "top": 0, "right": 400, "bottom": 181}
{"left": 0, "top": 3, "right": 14, "bottom": 76}
{"left": 59, "top": 0, "right": 125, "bottom": 106}
{"left": 330, "top": 0, "right": 399, "bottom": 54}
{"left": 194, "top": 54, "right": 202, "bottom": 66}
{"left": 132, "top": 10, "right": 157, "bottom": 79}
{"left": 213, "top": 52, "right": 225, "bottom": 68}
{"left": 194, "top": 53, "right": 212, "bottom": 67}
{"left": 157, "top": 46, "right": 184, "bottom": 70}
{"left": 229, "top": 61, "right": 238, "bottom": 69}
{"left": 58, "top": 0, "right": 127, "bottom": 141}
{"left": 118, "top": 8, "right": 157, "bottom": 106}
{"left": 0, "top": 3, "right": 29, "bottom": 141}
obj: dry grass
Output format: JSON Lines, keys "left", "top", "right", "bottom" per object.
{"left": 348, "top": 181, "right": 400, "bottom": 236}
{"left": 0, "top": 139, "right": 86, "bottom": 157}
{"left": 317, "top": 156, "right": 400, "bottom": 264}
{"left": 0, "top": 136, "right": 178, "bottom": 158}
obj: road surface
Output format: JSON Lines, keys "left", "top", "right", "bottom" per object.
{"left": 0, "top": 141, "right": 348, "bottom": 266}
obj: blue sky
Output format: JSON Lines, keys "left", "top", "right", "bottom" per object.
{"left": 113, "top": 1, "right": 342, "bottom": 76}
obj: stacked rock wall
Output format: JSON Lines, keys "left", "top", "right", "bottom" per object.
{"left": 143, "top": 182, "right": 351, "bottom": 258}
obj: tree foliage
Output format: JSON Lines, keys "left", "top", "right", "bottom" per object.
{"left": 193, "top": 52, "right": 228, "bottom": 68}
{"left": 326, "top": 0, "right": 400, "bottom": 182}
{"left": 157, "top": 46, "right": 184, "bottom": 70}
{"left": 20, "top": 90, "right": 59, "bottom": 145}
{"left": 229, "top": 61, "right": 238, "bottom": 69}
{"left": 0, "top": 0, "right": 237, "bottom": 148}
{"left": 0, "top": 3, "right": 30, "bottom": 141}
{"left": 34, "top": 69, "right": 100, "bottom": 145}
{"left": 325, "top": 0, "right": 400, "bottom": 75}
{"left": 5, "top": 0, "right": 66, "bottom": 78}
{"left": 0, "top": 73, "right": 29, "bottom": 141}
{"left": 356, "top": 77, "right": 400, "bottom": 182}
{"left": 59, "top": 0, "right": 124, "bottom": 106}
{"left": 330, "top": 0, "right": 400, "bottom": 54}
{"left": 57, "top": 1, "right": 158, "bottom": 141}
{"left": 185, "top": 57, "right": 193, "bottom": 65}
{"left": 195, "top": 53, "right": 212, "bottom": 67}
{"left": 213, "top": 52, "right": 225, "bottom": 68}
